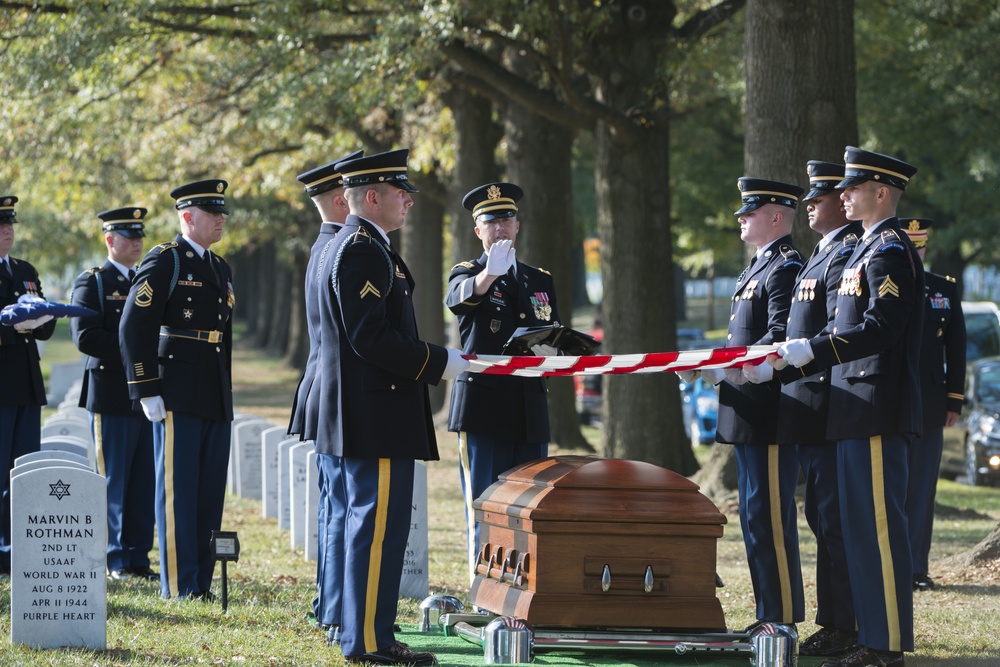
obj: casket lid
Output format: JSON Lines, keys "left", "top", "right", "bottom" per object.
{"left": 475, "top": 456, "right": 726, "bottom": 525}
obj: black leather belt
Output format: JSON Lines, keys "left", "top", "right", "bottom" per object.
{"left": 160, "top": 326, "right": 224, "bottom": 343}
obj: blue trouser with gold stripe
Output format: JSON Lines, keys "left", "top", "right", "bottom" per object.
{"left": 152, "top": 411, "right": 231, "bottom": 598}
{"left": 905, "top": 426, "right": 943, "bottom": 577}
{"left": 838, "top": 435, "right": 913, "bottom": 652}
{"left": 733, "top": 442, "right": 804, "bottom": 624}
{"left": 314, "top": 451, "right": 346, "bottom": 627}
{"left": 92, "top": 412, "right": 155, "bottom": 573}
{"left": 798, "top": 443, "right": 854, "bottom": 631}
{"left": 0, "top": 404, "right": 40, "bottom": 572}
{"left": 457, "top": 431, "right": 546, "bottom": 584}
{"left": 339, "top": 457, "right": 413, "bottom": 658}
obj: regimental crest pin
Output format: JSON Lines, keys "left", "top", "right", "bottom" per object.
{"left": 490, "top": 319, "right": 501, "bottom": 333}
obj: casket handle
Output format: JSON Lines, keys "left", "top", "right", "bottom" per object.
{"left": 601, "top": 564, "right": 612, "bottom": 592}
{"left": 644, "top": 565, "right": 654, "bottom": 593}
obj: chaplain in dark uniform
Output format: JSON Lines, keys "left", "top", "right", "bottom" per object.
{"left": 748, "top": 162, "right": 862, "bottom": 657}
{"left": 682, "top": 178, "right": 805, "bottom": 628}
{"left": 287, "top": 150, "right": 361, "bottom": 641}
{"left": 445, "top": 181, "right": 559, "bottom": 583}
{"left": 70, "top": 206, "right": 157, "bottom": 582}
{"left": 0, "top": 195, "right": 57, "bottom": 574}
{"left": 777, "top": 147, "right": 921, "bottom": 667}
{"left": 901, "top": 218, "right": 965, "bottom": 593}
{"left": 315, "top": 149, "right": 468, "bottom": 666}
{"left": 119, "top": 179, "right": 235, "bottom": 600}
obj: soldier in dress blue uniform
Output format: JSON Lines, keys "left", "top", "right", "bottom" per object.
{"left": 699, "top": 177, "right": 806, "bottom": 630}
{"left": 444, "top": 182, "right": 559, "bottom": 583}
{"left": 314, "top": 149, "right": 468, "bottom": 666}
{"left": 746, "top": 162, "right": 862, "bottom": 657}
{"left": 777, "top": 147, "right": 921, "bottom": 667}
{"left": 901, "top": 218, "right": 965, "bottom": 593}
{"left": 0, "top": 195, "right": 57, "bottom": 575}
{"left": 287, "top": 150, "right": 362, "bottom": 642}
{"left": 70, "top": 206, "right": 157, "bottom": 582}
{"left": 119, "top": 179, "right": 235, "bottom": 600}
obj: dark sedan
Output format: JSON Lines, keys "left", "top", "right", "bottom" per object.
{"left": 961, "top": 356, "right": 1000, "bottom": 486}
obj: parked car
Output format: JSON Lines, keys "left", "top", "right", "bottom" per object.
{"left": 959, "top": 356, "right": 1000, "bottom": 486}
{"left": 679, "top": 376, "right": 719, "bottom": 447}
{"left": 942, "top": 302, "right": 1000, "bottom": 479}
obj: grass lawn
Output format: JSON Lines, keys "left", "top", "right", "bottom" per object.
{"left": 2, "top": 325, "right": 998, "bottom": 665}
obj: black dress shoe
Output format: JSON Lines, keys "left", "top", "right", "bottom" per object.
{"left": 326, "top": 626, "right": 340, "bottom": 647}
{"left": 912, "top": 573, "right": 936, "bottom": 591}
{"left": 126, "top": 566, "right": 159, "bottom": 581}
{"left": 346, "top": 641, "right": 436, "bottom": 666}
{"left": 800, "top": 626, "right": 859, "bottom": 656}
{"left": 821, "top": 646, "right": 905, "bottom": 666}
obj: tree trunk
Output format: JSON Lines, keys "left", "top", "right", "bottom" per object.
{"left": 504, "top": 54, "right": 589, "bottom": 452}
{"left": 689, "top": 445, "right": 739, "bottom": 504}
{"left": 591, "top": 58, "right": 693, "bottom": 472}
{"left": 284, "top": 247, "right": 309, "bottom": 369}
{"left": 252, "top": 242, "right": 277, "bottom": 348}
{"left": 744, "top": 0, "right": 858, "bottom": 251}
{"left": 440, "top": 84, "right": 504, "bottom": 421}
{"left": 948, "top": 520, "right": 1000, "bottom": 567}
{"left": 402, "top": 195, "right": 447, "bottom": 413}
{"left": 266, "top": 258, "right": 291, "bottom": 355}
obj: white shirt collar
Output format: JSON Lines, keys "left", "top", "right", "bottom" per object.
{"left": 819, "top": 223, "right": 852, "bottom": 249}
{"left": 861, "top": 218, "right": 893, "bottom": 240}
{"left": 182, "top": 235, "right": 208, "bottom": 258}
{"left": 108, "top": 258, "right": 133, "bottom": 278}
{"left": 358, "top": 218, "right": 391, "bottom": 246}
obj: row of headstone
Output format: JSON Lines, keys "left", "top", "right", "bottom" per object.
{"left": 41, "top": 381, "right": 97, "bottom": 470}
{"left": 236, "top": 419, "right": 429, "bottom": 599}
{"left": 10, "top": 448, "right": 107, "bottom": 650}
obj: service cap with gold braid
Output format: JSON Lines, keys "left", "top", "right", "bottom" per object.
{"left": 902, "top": 217, "right": 932, "bottom": 249}
{"left": 0, "top": 195, "right": 18, "bottom": 222}
{"left": 170, "top": 179, "right": 229, "bottom": 214}
{"left": 99, "top": 207, "right": 147, "bottom": 239}
{"left": 803, "top": 160, "right": 845, "bottom": 202}
{"left": 297, "top": 150, "right": 364, "bottom": 196}
{"left": 335, "top": 148, "right": 418, "bottom": 193}
{"left": 735, "top": 177, "right": 804, "bottom": 215}
{"left": 462, "top": 182, "right": 523, "bottom": 223}
{"left": 836, "top": 146, "right": 917, "bottom": 191}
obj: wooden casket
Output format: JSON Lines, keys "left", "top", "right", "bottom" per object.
{"left": 469, "top": 455, "right": 728, "bottom": 631}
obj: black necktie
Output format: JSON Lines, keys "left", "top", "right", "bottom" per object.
{"left": 2, "top": 259, "right": 11, "bottom": 279}
{"left": 128, "top": 269, "right": 136, "bottom": 282}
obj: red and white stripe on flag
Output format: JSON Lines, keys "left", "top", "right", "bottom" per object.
{"left": 462, "top": 344, "right": 781, "bottom": 377}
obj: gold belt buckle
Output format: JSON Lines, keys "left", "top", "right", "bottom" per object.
{"left": 206, "top": 330, "right": 222, "bottom": 343}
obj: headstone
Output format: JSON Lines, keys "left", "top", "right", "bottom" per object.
{"left": 51, "top": 406, "right": 90, "bottom": 425}
{"left": 303, "top": 449, "right": 319, "bottom": 561}
{"left": 16, "top": 450, "right": 91, "bottom": 469}
{"left": 13, "top": 459, "right": 93, "bottom": 476}
{"left": 399, "top": 462, "right": 429, "bottom": 599}
{"left": 277, "top": 438, "right": 298, "bottom": 531}
{"left": 40, "top": 435, "right": 93, "bottom": 468}
{"left": 232, "top": 419, "right": 269, "bottom": 500}
{"left": 41, "top": 419, "right": 92, "bottom": 442}
{"left": 260, "top": 427, "right": 287, "bottom": 519}
{"left": 46, "top": 360, "right": 86, "bottom": 405}
{"left": 228, "top": 413, "right": 260, "bottom": 492}
{"left": 10, "top": 465, "right": 107, "bottom": 649}
{"left": 289, "top": 442, "right": 310, "bottom": 550}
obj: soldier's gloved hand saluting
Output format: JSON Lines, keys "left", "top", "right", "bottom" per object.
{"left": 485, "top": 239, "right": 516, "bottom": 277}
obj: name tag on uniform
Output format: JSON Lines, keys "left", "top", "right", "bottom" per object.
{"left": 490, "top": 289, "right": 505, "bottom": 306}
{"left": 177, "top": 280, "right": 203, "bottom": 287}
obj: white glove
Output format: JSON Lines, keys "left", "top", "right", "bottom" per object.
{"left": 13, "top": 314, "right": 54, "bottom": 331}
{"left": 140, "top": 396, "right": 167, "bottom": 422}
{"left": 530, "top": 343, "right": 560, "bottom": 356}
{"left": 441, "top": 348, "right": 471, "bottom": 381}
{"left": 766, "top": 353, "right": 788, "bottom": 371}
{"left": 484, "top": 239, "right": 516, "bottom": 276}
{"left": 742, "top": 361, "right": 774, "bottom": 384}
{"left": 778, "top": 338, "right": 815, "bottom": 368}
{"left": 725, "top": 367, "right": 748, "bottom": 385}
{"left": 701, "top": 368, "right": 726, "bottom": 385}
{"left": 675, "top": 370, "right": 699, "bottom": 383}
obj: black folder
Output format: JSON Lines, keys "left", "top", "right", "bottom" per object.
{"left": 501, "top": 325, "right": 601, "bottom": 356}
